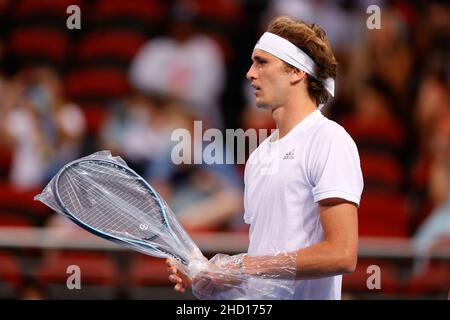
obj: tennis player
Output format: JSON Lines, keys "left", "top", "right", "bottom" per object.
{"left": 167, "top": 16, "right": 363, "bottom": 300}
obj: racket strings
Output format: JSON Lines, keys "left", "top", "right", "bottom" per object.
{"left": 58, "top": 163, "right": 167, "bottom": 241}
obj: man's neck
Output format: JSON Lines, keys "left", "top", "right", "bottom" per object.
{"left": 271, "top": 95, "right": 317, "bottom": 140}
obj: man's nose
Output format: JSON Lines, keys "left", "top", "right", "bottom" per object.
{"left": 246, "top": 64, "right": 256, "bottom": 80}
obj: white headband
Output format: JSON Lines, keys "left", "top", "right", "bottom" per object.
{"left": 254, "top": 32, "right": 335, "bottom": 108}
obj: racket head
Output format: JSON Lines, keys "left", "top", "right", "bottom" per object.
{"left": 53, "top": 158, "right": 186, "bottom": 264}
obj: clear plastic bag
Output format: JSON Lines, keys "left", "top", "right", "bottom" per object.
{"left": 191, "top": 252, "right": 297, "bottom": 300}
{"left": 35, "top": 151, "right": 297, "bottom": 299}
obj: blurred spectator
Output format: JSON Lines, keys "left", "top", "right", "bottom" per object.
{"left": 151, "top": 101, "right": 244, "bottom": 232}
{"left": 261, "top": 0, "right": 360, "bottom": 51}
{"left": 154, "top": 102, "right": 244, "bottom": 232}
{"left": 414, "top": 74, "right": 450, "bottom": 151}
{"left": 128, "top": 0, "right": 226, "bottom": 129}
{"left": 0, "top": 40, "right": 14, "bottom": 181}
{"left": 100, "top": 94, "right": 170, "bottom": 176}
{"left": 99, "top": 93, "right": 244, "bottom": 231}
{"left": 1, "top": 76, "right": 48, "bottom": 190}
{"left": 340, "top": 77, "right": 407, "bottom": 193}
{"left": 410, "top": 74, "right": 450, "bottom": 230}
{"left": 170, "top": 161, "right": 244, "bottom": 232}
{"left": 346, "top": 7, "right": 414, "bottom": 114}
{"left": 99, "top": 94, "right": 193, "bottom": 183}
{"left": 1, "top": 67, "right": 86, "bottom": 189}
{"left": 412, "top": 109, "right": 450, "bottom": 257}
{"left": 30, "top": 67, "right": 87, "bottom": 182}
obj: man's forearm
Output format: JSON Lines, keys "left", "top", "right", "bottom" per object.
{"left": 294, "top": 240, "right": 357, "bottom": 279}
{"left": 242, "top": 240, "right": 356, "bottom": 280}
{"left": 241, "top": 252, "right": 297, "bottom": 279}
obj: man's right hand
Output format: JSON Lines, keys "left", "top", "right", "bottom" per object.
{"left": 166, "top": 258, "right": 192, "bottom": 293}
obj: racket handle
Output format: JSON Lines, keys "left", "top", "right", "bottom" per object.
{"left": 188, "top": 259, "right": 207, "bottom": 278}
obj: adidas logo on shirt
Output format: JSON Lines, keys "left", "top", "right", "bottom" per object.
{"left": 283, "top": 149, "right": 295, "bottom": 160}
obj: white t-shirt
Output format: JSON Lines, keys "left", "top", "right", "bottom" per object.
{"left": 243, "top": 110, "right": 364, "bottom": 299}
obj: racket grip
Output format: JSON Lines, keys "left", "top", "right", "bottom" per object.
{"left": 188, "top": 259, "right": 207, "bottom": 278}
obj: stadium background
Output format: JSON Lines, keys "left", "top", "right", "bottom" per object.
{"left": 0, "top": 0, "right": 449, "bottom": 300}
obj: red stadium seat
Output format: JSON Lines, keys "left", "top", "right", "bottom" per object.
{"left": 340, "top": 115, "right": 406, "bottom": 150}
{"left": 77, "top": 30, "right": 147, "bottom": 63}
{"left": 403, "top": 261, "right": 450, "bottom": 298}
{"left": 94, "top": 0, "right": 166, "bottom": 23}
{"left": 7, "top": 27, "right": 70, "bottom": 65}
{"left": 193, "top": 0, "right": 244, "bottom": 25}
{"left": 409, "top": 156, "right": 435, "bottom": 230}
{"left": 340, "top": 114, "right": 407, "bottom": 193}
{"left": 0, "top": 212, "right": 34, "bottom": 227}
{"left": 358, "top": 192, "right": 411, "bottom": 238}
{"left": 0, "top": 0, "right": 8, "bottom": 16}
{"left": 343, "top": 259, "right": 405, "bottom": 296}
{"left": 128, "top": 254, "right": 168, "bottom": 286}
{"left": 360, "top": 153, "right": 404, "bottom": 190}
{"left": 126, "top": 253, "right": 194, "bottom": 299}
{"left": 411, "top": 156, "right": 432, "bottom": 191}
{"left": 36, "top": 251, "right": 118, "bottom": 285}
{"left": 35, "top": 251, "right": 120, "bottom": 299}
{"left": 13, "top": 0, "right": 85, "bottom": 20}
{"left": 0, "top": 184, "right": 53, "bottom": 221}
{"left": 0, "top": 251, "right": 22, "bottom": 286}
{"left": 0, "top": 212, "right": 43, "bottom": 264}
{"left": 0, "top": 148, "right": 12, "bottom": 181}
{"left": 76, "top": 104, "right": 108, "bottom": 135}
{"left": 65, "top": 68, "right": 130, "bottom": 100}
{"left": 0, "top": 251, "right": 23, "bottom": 299}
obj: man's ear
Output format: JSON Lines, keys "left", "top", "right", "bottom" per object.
{"left": 290, "top": 69, "right": 306, "bottom": 85}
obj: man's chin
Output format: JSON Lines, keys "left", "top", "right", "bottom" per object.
{"left": 255, "top": 100, "right": 272, "bottom": 110}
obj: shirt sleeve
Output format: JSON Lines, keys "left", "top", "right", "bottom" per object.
{"left": 307, "top": 122, "right": 364, "bottom": 206}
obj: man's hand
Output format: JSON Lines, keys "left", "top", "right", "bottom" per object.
{"left": 166, "top": 258, "right": 192, "bottom": 293}
{"left": 166, "top": 254, "right": 247, "bottom": 298}
{"left": 192, "top": 253, "right": 246, "bottom": 299}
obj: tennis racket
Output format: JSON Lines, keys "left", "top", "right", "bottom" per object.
{"left": 39, "top": 153, "right": 206, "bottom": 277}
